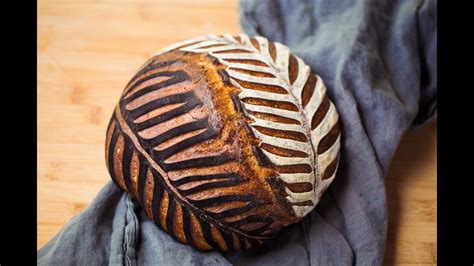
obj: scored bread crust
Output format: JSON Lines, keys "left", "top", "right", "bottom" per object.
{"left": 105, "top": 34, "right": 341, "bottom": 252}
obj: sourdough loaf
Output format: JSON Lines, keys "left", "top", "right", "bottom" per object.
{"left": 105, "top": 34, "right": 341, "bottom": 252}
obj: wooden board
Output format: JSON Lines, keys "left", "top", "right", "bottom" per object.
{"left": 38, "top": 0, "right": 436, "bottom": 264}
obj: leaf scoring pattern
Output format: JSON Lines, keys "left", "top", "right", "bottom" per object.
{"left": 178, "top": 34, "right": 341, "bottom": 217}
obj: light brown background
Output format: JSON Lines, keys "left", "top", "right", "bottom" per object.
{"left": 38, "top": 0, "right": 437, "bottom": 264}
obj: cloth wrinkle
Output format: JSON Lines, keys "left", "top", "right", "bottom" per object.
{"left": 321, "top": 189, "right": 353, "bottom": 252}
{"left": 124, "top": 194, "right": 139, "bottom": 266}
{"left": 300, "top": 216, "right": 312, "bottom": 264}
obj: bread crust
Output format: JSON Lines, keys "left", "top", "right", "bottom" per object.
{"left": 105, "top": 34, "right": 341, "bottom": 252}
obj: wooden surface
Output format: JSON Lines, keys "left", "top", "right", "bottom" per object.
{"left": 38, "top": 0, "right": 437, "bottom": 264}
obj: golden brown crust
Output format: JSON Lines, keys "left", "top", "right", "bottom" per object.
{"left": 105, "top": 35, "right": 341, "bottom": 252}
{"left": 112, "top": 134, "right": 127, "bottom": 192}
{"left": 144, "top": 169, "right": 154, "bottom": 219}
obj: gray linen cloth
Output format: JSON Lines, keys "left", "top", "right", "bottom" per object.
{"left": 37, "top": 0, "right": 437, "bottom": 265}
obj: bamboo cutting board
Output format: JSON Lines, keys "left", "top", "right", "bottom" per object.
{"left": 38, "top": 0, "right": 436, "bottom": 264}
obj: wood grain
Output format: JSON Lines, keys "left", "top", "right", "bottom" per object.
{"left": 384, "top": 121, "right": 437, "bottom": 265}
{"left": 38, "top": 0, "right": 436, "bottom": 264}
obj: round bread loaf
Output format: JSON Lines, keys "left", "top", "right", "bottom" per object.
{"left": 105, "top": 34, "right": 341, "bottom": 252}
